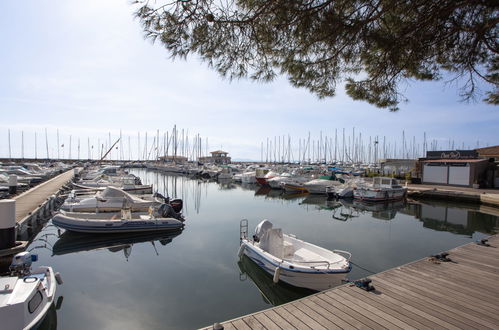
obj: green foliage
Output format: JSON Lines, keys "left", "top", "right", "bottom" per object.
{"left": 133, "top": 0, "right": 498, "bottom": 110}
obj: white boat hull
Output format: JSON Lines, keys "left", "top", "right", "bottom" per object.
{"left": 52, "top": 213, "right": 184, "bottom": 233}
{"left": 353, "top": 187, "right": 406, "bottom": 202}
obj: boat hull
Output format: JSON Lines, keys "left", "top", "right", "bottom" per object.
{"left": 52, "top": 214, "right": 184, "bottom": 233}
{"left": 353, "top": 187, "right": 406, "bottom": 202}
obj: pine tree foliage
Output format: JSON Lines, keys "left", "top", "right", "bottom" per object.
{"left": 133, "top": 0, "right": 498, "bottom": 110}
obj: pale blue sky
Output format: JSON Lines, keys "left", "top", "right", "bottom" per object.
{"left": 1, "top": 0, "right": 497, "bottom": 161}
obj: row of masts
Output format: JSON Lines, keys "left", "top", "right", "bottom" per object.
{"left": 4, "top": 125, "right": 209, "bottom": 161}
{"left": 261, "top": 128, "right": 489, "bottom": 164}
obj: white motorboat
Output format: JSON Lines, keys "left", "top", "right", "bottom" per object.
{"left": 74, "top": 175, "right": 152, "bottom": 194}
{"left": 353, "top": 177, "right": 407, "bottom": 202}
{"left": 303, "top": 176, "right": 341, "bottom": 195}
{"left": 53, "top": 202, "right": 185, "bottom": 233}
{"left": 0, "top": 252, "right": 62, "bottom": 330}
{"left": 61, "top": 186, "right": 160, "bottom": 212}
{"left": 241, "top": 171, "right": 257, "bottom": 184}
{"left": 239, "top": 220, "right": 351, "bottom": 291}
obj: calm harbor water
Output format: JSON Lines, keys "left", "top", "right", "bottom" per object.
{"left": 27, "top": 169, "right": 497, "bottom": 330}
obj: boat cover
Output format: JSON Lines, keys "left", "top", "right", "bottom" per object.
{"left": 96, "top": 187, "right": 140, "bottom": 202}
{"left": 254, "top": 220, "right": 272, "bottom": 242}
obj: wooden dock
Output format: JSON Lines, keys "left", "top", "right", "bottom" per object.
{"left": 205, "top": 235, "right": 499, "bottom": 329}
{"left": 14, "top": 169, "right": 74, "bottom": 225}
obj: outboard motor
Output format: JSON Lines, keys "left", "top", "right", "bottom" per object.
{"left": 10, "top": 252, "right": 37, "bottom": 277}
{"left": 253, "top": 220, "right": 273, "bottom": 242}
{"left": 134, "top": 176, "right": 142, "bottom": 185}
{"left": 157, "top": 203, "right": 183, "bottom": 221}
{"left": 170, "top": 199, "right": 183, "bottom": 213}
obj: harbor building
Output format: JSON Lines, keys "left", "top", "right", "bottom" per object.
{"left": 198, "top": 150, "right": 231, "bottom": 164}
{"left": 419, "top": 150, "right": 495, "bottom": 188}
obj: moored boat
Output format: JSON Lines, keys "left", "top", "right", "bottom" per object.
{"left": 0, "top": 252, "right": 62, "bottom": 330}
{"left": 353, "top": 177, "right": 406, "bottom": 202}
{"left": 52, "top": 202, "right": 185, "bottom": 234}
{"left": 238, "top": 220, "right": 351, "bottom": 291}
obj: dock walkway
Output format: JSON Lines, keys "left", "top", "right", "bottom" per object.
{"left": 14, "top": 169, "right": 74, "bottom": 224}
{"left": 407, "top": 184, "right": 499, "bottom": 208}
{"left": 205, "top": 235, "right": 499, "bottom": 329}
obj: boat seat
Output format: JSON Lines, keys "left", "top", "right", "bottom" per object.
{"left": 292, "top": 248, "right": 324, "bottom": 264}
{"left": 139, "top": 215, "right": 150, "bottom": 220}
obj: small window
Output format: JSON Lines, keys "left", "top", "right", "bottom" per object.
{"left": 381, "top": 179, "right": 391, "bottom": 185}
{"left": 28, "top": 291, "right": 43, "bottom": 313}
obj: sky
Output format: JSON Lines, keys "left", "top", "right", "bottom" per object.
{"left": 0, "top": 0, "right": 498, "bottom": 161}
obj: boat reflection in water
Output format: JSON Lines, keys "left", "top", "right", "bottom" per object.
{"left": 347, "top": 199, "right": 406, "bottom": 221}
{"left": 237, "top": 255, "right": 315, "bottom": 307}
{"left": 37, "top": 297, "right": 64, "bottom": 330}
{"left": 52, "top": 230, "right": 183, "bottom": 258}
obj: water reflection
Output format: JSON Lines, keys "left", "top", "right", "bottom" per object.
{"left": 52, "top": 230, "right": 183, "bottom": 259}
{"left": 412, "top": 201, "right": 498, "bottom": 236}
{"left": 246, "top": 186, "right": 498, "bottom": 235}
{"left": 237, "top": 255, "right": 315, "bottom": 307}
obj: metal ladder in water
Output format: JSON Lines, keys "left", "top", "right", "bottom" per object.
{"left": 240, "top": 219, "right": 248, "bottom": 243}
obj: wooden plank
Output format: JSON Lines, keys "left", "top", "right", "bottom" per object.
{"left": 252, "top": 313, "right": 280, "bottom": 330}
{"left": 331, "top": 290, "right": 408, "bottom": 329}
{"left": 395, "top": 266, "right": 499, "bottom": 309}
{"left": 457, "top": 244, "right": 499, "bottom": 258}
{"left": 283, "top": 303, "right": 326, "bottom": 330}
{"left": 403, "top": 260, "right": 499, "bottom": 290}
{"left": 405, "top": 261, "right": 499, "bottom": 294}
{"left": 300, "top": 296, "right": 361, "bottom": 329}
{"left": 338, "top": 286, "right": 442, "bottom": 330}
{"left": 403, "top": 262, "right": 499, "bottom": 297}
{"left": 450, "top": 250, "right": 499, "bottom": 270}
{"left": 367, "top": 281, "right": 462, "bottom": 330}
{"left": 242, "top": 316, "right": 265, "bottom": 330}
{"left": 316, "top": 292, "right": 383, "bottom": 329}
{"left": 292, "top": 300, "right": 342, "bottom": 330}
{"left": 379, "top": 273, "right": 499, "bottom": 328}
{"left": 387, "top": 269, "right": 499, "bottom": 317}
{"left": 449, "top": 253, "right": 499, "bottom": 273}
{"left": 452, "top": 247, "right": 499, "bottom": 265}
{"left": 218, "top": 322, "right": 237, "bottom": 330}
{"left": 260, "top": 310, "right": 295, "bottom": 329}
{"left": 306, "top": 295, "right": 371, "bottom": 329}
{"left": 272, "top": 306, "right": 312, "bottom": 329}
{"left": 324, "top": 290, "right": 395, "bottom": 329}
{"left": 373, "top": 276, "right": 484, "bottom": 329}
{"left": 232, "top": 318, "right": 252, "bottom": 330}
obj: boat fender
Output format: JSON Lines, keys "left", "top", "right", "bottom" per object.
{"left": 55, "top": 272, "right": 63, "bottom": 285}
{"left": 273, "top": 266, "right": 281, "bottom": 283}
{"left": 237, "top": 244, "right": 245, "bottom": 258}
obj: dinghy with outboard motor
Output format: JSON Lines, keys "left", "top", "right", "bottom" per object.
{"left": 0, "top": 252, "right": 62, "bottom": 330}
{"left": 53, "top": 200, "right": 185, "bottom": 234}
{"left": 238, "top": 219, "right": 351, "bottom": 291}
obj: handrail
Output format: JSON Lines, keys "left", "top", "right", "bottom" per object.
{"left": 282, "top": 258, "right": 332, "bottom": 269}
{"left": 333, "top": 249, "right": 352, "bottom": 262}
